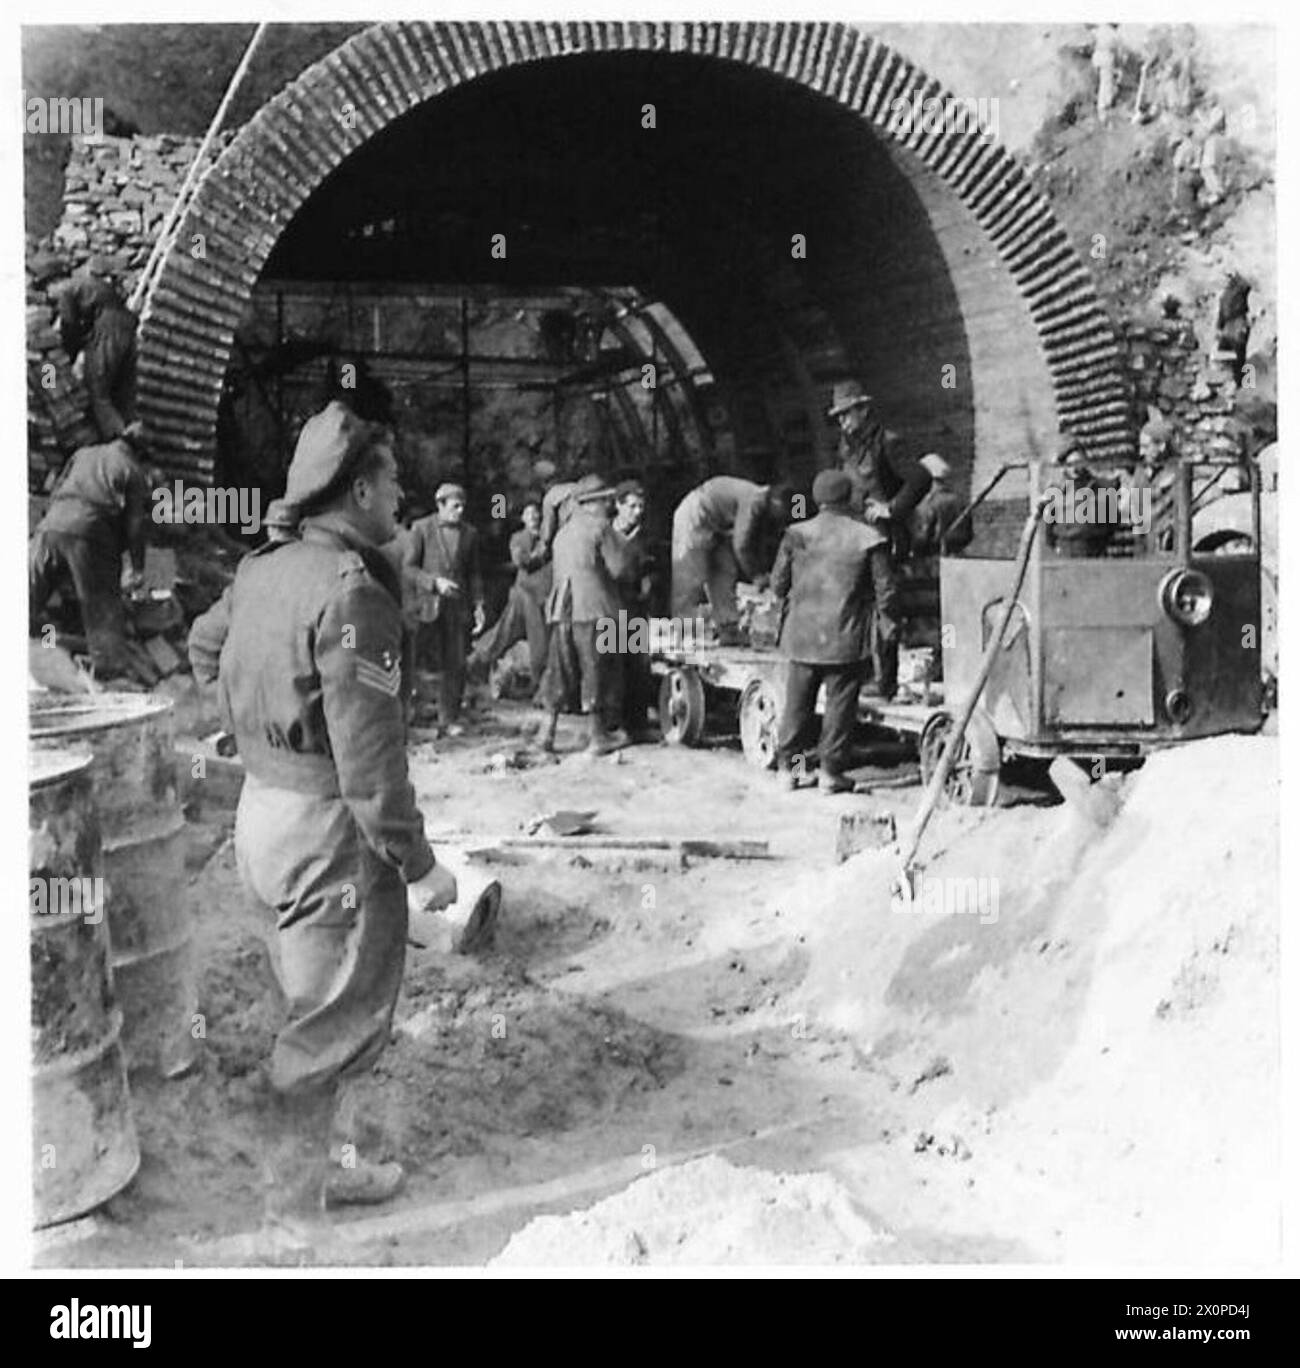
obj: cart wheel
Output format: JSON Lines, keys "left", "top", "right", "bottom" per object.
{"left": 918, "top": 710, "right": 1001, "bottom": 807}
{"left": 659, "top": 668, "right": 707, "bottom": 746}
{"left": 739, "top": 675, "right": 785, "bottom": 770}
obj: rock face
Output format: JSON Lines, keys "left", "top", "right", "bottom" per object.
{"left": 26, "top": 132, "right": 214, "bottom": 488}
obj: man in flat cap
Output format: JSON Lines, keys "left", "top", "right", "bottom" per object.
{"left": 211, "top": 400, "right": 457, "bottom": 1238}
{"left": 770, "top": 469, "right": 894, "bottom": 794}
{"left": 402, "top": 483, "right": 485, "bottom": 733}
{"left": 670, "top": 475, "right": 791, "bottom": 646}
{"left": 535, "top": 474, "right": 632, "bottom": 754}
{"left": 829, "top": 381, "right": 932, "bottom": 700}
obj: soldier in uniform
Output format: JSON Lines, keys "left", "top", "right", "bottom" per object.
{"left": 201, "top": 401, "right": 458, "bottom": 1235}
{"left": 829, "top": 380, "right": 933, "bottom": 701}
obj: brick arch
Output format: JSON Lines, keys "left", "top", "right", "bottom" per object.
{"left": 138, "top": 20, "right": 1133, "bottom": 481}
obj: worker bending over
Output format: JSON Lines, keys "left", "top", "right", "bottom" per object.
{"left": 670, "top": 475, "right": 790, "bottom": 646}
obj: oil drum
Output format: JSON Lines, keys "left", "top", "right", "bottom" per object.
{"left": 30, "top": 747, "right": 140, "bottom": 1227}
{"left": 31, "top": 693, "right": 198, "bottom": 1077}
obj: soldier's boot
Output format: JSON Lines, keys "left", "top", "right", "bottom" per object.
{"left": 261, "top": 1084, "right": 337, "bottom": 1235}
{"left": 585, "top": 712, "right": 619, "bottom": 756}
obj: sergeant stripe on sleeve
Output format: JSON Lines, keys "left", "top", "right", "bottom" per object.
{"left": 355, "top": 657, "right": 402, "bottom": 697}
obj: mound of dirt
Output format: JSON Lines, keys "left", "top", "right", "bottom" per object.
{"left": 777, "top": 735, "right": 1278, "bottom": 1263}
{"left": 492, "top": 1154, "right": 887, "bottom": 1266}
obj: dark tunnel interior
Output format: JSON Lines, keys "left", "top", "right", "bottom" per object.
{"left": 252, "top": 51, "right": 974, "bottom": 500}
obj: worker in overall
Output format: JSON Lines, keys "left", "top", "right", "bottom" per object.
{"left": 771, "top": 470, "right": 892, "bottom": 794}
{"left": 210, "top": 401, "right": 457, "bottom": 1237}
{"left": 467, "top": 500, "right": 552, "bottom": 690}
{"left": 29, "top": 421, "right": 157, "bottom": 683}
{"left": 829, "top": 380, "right": 932, "bottom": 701}
{"left": 670, "top": 476, "right": 790, "bottom": 646}
{"left": 402, "top": 483, "right": 486, "bottom": 734}
{"left": 609, "top": 478, "right": 657, "bottom": 740}
{"left": 534, "top": 474, "right": 631, "bottom": 755}
{"left": 57, "top": 273, "right": 138, "bottom": 441}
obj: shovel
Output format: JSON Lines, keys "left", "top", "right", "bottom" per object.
{"left": 891, "top": 492, "right": 1051, "bottom": 909}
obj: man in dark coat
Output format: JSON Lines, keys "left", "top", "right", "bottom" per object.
{"left": 610, "top": 479, "right": 656, "bottom": 739}
{"left": 29, "top": 423, "right": 154, "bottom": 680}
{"left": 770, "top": 469, "right": 894, "bottom": 793}
{"left": 57, "top": 274, "right": 137, "bottom": 441}
{"left": 402, "top": 483, "right": 486, "bottom": 730}
{"left": 534, "top": 475, "right": 630, "bottom": 754}
{"left": 203, "top": 401, "right": 457, "bottom": 1233}
{"left": 829, "top": 380, "right": 931, "bottom": 700}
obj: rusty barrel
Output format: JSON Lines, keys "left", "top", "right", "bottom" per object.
{"left": 31, "top": 693, "right": 198, "bottom": 1078}
{"left": 30, "top": 747, "right": 140, "bottom": 1227}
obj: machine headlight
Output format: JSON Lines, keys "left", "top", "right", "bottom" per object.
{"left": 1160, "top": 568, "right": 1214, "bottom": 627}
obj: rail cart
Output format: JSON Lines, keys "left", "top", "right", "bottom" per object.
{"left": 654, "top": 457, "right": 1265, "bottom": 805}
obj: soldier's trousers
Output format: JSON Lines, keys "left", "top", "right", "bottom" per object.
{"left": 235, "top": 778, "right": 408, "bottom": 1097}
{"left": 28, "top": 529, "right": 131, "bottom": 675}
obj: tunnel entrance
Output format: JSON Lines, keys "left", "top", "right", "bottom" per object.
{"left": 139, "top": 22, "right": 1134, "bottom": 499}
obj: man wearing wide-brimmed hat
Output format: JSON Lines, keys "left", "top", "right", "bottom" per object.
{"left": 828, "top": 381, "right": 933, "bottom": 701}
{"left": 534, "top": 473, "right": 631, "bottom": 754}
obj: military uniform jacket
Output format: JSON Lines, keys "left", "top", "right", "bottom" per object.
{"left": 770, "top": 508, "right": 887, "bottom": 664}
{"left": 546, "top": 510, "right": 630, "bottom": 624}
{"left": 217, "top": 512, "right": 434, "bottom": 882}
